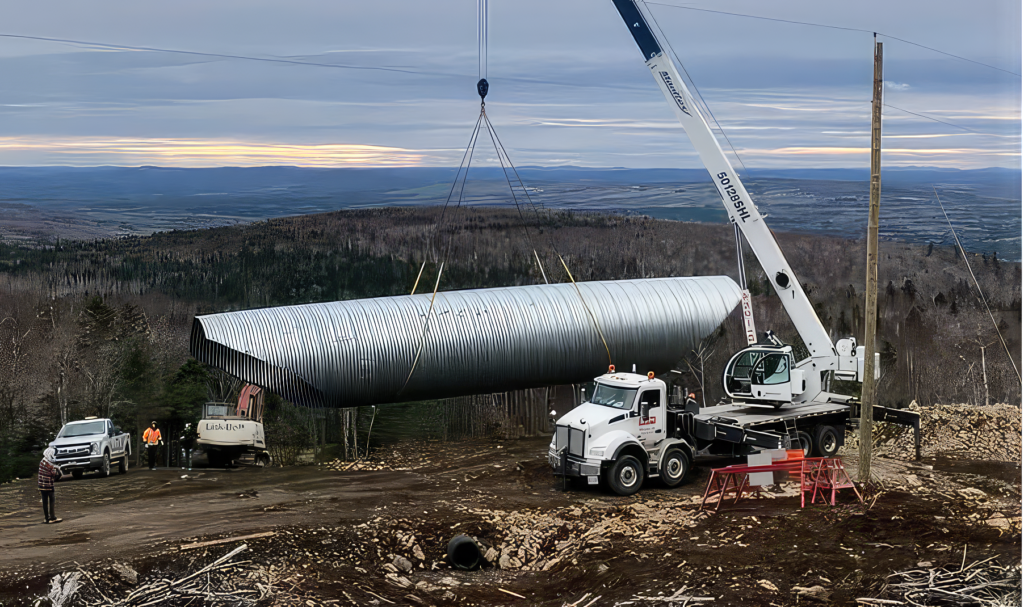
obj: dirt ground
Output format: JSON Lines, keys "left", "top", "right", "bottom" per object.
{"left": 0, "top": 435, "right": 1020, "bottom": 606}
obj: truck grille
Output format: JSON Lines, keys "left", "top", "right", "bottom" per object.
{"left": 555, "top": 425, "right": 585, "bottom": 458}
{"left": 55, "top": 444, "right": 90, "bottom": 460}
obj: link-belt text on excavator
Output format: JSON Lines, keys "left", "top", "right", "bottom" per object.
{"left": 717, "top": 172, "right": 751, "bottom": 222}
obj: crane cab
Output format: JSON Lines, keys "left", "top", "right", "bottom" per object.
{"left": 722, "top": 333, "right": 806, "bottom": 406}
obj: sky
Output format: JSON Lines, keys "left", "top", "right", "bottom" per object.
{"left": 0, "top": 0, "right": 1019, "bottom": 169}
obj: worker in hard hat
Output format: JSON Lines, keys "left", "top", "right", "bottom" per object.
{"left": 142, "top": 421, "right": 163, "bottom": 470}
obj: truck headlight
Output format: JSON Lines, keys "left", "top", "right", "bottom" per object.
{"left": 90, "top": 442, "right": 99, "bottom": 455}
{"left": 588, "top": 447, "right": 605, "bottom": 457}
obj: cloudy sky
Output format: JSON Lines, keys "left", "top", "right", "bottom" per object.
{"left": 0, "top": 0, "right": 1019, "bottom": 169}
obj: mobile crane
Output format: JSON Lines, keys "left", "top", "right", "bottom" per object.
{"left": 548, "top": 0, "right": 919, "bottom": 495}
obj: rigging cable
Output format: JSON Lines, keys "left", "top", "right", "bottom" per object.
{"left": 480, "top": 109, "right": 612, "bottom": 362}
{"left": 640, "top": 1, "right": 750, "bottom": 178}
{"left": 402, "top": 109, "right": 484, "bottom": 395}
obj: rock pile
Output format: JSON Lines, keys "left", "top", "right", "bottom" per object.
{"left": 320, "top": 441, "right": 510, "bottom": 472}
{"left": 364, "top": 497, "right": 709, "bottom": 575}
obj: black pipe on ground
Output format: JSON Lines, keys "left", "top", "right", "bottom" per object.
{"left": 447, "top": 535, "right": 483, "bottom": 570}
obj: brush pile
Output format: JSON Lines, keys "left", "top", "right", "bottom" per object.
{"left": 42, "top": 544, "right": 335, "bottom": 607}
{"left": 876, "top": 552, "right": 1021, "bottom": 606}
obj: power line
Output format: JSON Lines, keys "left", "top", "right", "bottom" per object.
{"left": 883, "top": 103, "right": 1002, "bottom": 136}
{"left": 645, "top": 2, "right": 1021, "bottom": 78}
{"left": 0, "top": 32, "right": 648, "bottom": 93}
{"left": 0, "top": 33, "right": 430, "bottom": 76}
{"left": 640, "top": 2, "right": 750, "bottom": 177}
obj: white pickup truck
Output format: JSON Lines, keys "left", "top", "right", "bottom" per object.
{"left": 49, "top": 417, "right": 131, "bottom": 478}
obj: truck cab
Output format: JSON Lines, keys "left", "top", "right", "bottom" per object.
{"left": 50, "top": 417, "right": 131, "bottom": 478}
{"left": 548, "top": 368, "right": 695, "bottom": 496}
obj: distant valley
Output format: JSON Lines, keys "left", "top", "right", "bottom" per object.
{"left": 0, "top": 165, "right": 1019, "bottom": 260}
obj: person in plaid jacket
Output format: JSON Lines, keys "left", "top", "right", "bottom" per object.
{"left": 38, "top": 448, "right": 63, "bottom": 524}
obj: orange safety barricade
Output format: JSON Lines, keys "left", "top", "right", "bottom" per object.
{"left": 702, "top": 456, "right": 861, "bottom": 511}
{"left": 800, "top": 458, "right": 862, "bottom": 507}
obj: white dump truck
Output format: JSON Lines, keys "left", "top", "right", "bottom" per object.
{"left": 50, "top": 417, "right": 131, "bottom": 478}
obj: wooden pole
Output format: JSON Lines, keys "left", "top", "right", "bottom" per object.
{"left": 860, "top": 37, "right": 883, "bottom": 483}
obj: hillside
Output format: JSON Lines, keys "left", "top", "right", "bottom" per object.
{"left": 0, "top": 206, "right": 1019, "bottom": 480}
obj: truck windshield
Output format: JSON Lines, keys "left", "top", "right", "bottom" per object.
{"left": 590, "top": 384, "right": 637, "bottom": 410}
{"left": 59, "top": 421, "right": 105, "bottom": 437}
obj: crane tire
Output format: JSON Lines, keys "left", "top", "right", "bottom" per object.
{"left": 815, "top": 425, "right": 840, "bottom": 458}
{"left": 606, "top": 455, "right": 643, "bottom": 496}
{"left": 796, "top": 431, "right": 813, "bottom": 457}
{"left": 659, "top": 449, "right": 690, "bottom": 488}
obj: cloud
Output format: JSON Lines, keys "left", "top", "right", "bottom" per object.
{"left": 884, "top": 81, "right": 911, "bottom": 91}
{"left": 0, "top": 136, "right": 446, "bottom": 167}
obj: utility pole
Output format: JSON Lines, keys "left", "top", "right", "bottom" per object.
{"left": 860, "top": 36, "right": 883, "bottom": 483}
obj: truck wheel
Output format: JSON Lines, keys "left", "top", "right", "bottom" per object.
{"left": 796, "top": 431, "right": 813, "bottom": 457}
{"left": 72, "top": 470, "right": 83, "bottom": 480}
{"left": 659, "top": 449, "right": 690, "bottom": 488}
{"left": 118, "top": 455, "right": 128, "bottom": 474}
{"left": 99, "top": 452, "right": 111, "bottom": 477}
{"left": 605, "top": 455, "right": 643, "bottom": 496}
{"left": 815, "top": 425, "right": 840, "bottom": 458}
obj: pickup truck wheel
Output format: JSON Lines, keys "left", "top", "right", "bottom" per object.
{"left": 815, "top": 425, "right": 840, "bottom": 458}
{"left": 99, "top": 452, "right": 111, "bottom": 478}
{"left": 659, "top": 449, "right": 690, "bottom": 488}
{"left": 72, "top": 470, "right": 83, "bottom": 480}
{"left": 118, "top": 455, "right": 128, "bottom": 474}
{"left": 606, "top": 455, "right": 643, "bottom": 496}
{"left": 796, "top": 431, "right": 813, "bottom": 457}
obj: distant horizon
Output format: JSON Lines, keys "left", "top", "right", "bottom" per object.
{"left": 0, "top": 164, "right": 1019, "bottom": 172}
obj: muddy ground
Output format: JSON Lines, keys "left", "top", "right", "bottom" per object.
{"left": 0, "top": 436, "right": 1020, "bottom": 606}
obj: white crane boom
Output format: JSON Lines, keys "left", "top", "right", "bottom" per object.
{"left": 611, "top": 0, "right": 870, "bottom": 404}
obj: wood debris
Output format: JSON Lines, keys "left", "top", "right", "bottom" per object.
{"left": 876, "top": 551, "right": 1021, "bottom": 606}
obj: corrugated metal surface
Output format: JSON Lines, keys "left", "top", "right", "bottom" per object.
{"left": 191, "top": 276, "right": 741, "bottom": 408}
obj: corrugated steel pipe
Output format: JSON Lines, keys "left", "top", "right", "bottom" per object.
{"left": 190, "top": 276, "right": 741, "bottom": 409}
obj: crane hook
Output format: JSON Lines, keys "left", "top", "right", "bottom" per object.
{"left": 477, "top": 78, "right": 489, "bottom": 101}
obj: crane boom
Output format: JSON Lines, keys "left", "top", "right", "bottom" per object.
{"left": 610, "top": 0, "right": 868, "bottom": 404}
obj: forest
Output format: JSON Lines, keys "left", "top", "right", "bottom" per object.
{"left": 0, "top": 206, "right": 1019, "bottom": 482}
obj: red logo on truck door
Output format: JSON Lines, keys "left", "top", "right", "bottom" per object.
{"left": 639, "top": 416, "right": 657, "bottom": 426}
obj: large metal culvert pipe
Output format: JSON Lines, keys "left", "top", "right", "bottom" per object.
{"left": 190, "top": 276, "right": 741, "bottom": 408}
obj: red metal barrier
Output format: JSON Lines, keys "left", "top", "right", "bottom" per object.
{"left": 700, "top": 456, "right": 861, "bottom": 511}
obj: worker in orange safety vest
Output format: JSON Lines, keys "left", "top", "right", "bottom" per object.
{"left": 142, "top": 421, "right": 163, "bottom": 470}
